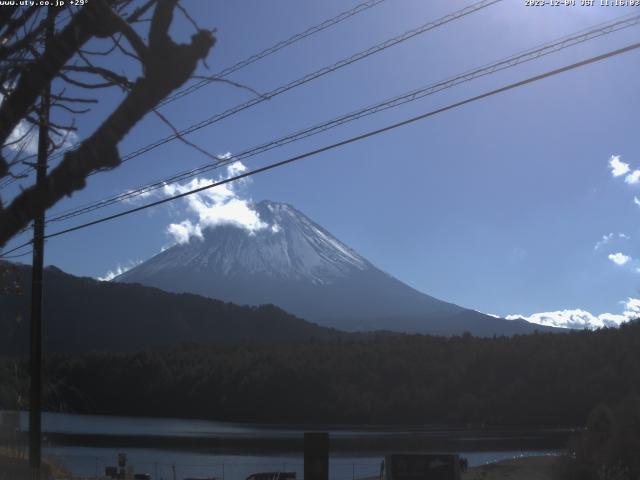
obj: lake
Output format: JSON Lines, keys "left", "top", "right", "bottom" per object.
{"left": 15, "top": 412, "right": 567, "bottom": 479}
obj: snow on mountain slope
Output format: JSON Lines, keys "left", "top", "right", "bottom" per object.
{"left": 121, "top": 201, "right": 368, "bottom": 283}
{"left": 117, "top": 200, "right": 553, "bottom": 336}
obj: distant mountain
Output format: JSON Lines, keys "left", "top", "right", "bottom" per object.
{"left": 117, "top": 200, "right": 553, "bottom": 336}
{"left": 0, "top": 262, "right": 342, "bottom": 356}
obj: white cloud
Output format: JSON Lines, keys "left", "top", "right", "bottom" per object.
{"left": 163, "top": 161, "right": 269, "bottom": 244}
{"left": 607, "top": 155, "right": 640, "bottom": 217}
{"left": 506, "top": 298, "right": 640, "bottom": 330}
{"left": 2, "top": 90, "right": 78, "bottom": 155}
{"left": 97, "top": 259, "right": 142, "bottom": 282}
{"left": 5, "top": 121, "right": 38, "bottom": 154}
{"left": 0, "top": 91, "right": 36, "bottom": 154}
{"left": 164, "top": 174, "right": 235, "bottom": 204}
{"left": 624, "top": 297, "right": 640, "bottom": 313}
{"left": 167, "top": 219, "right": 203, "bottom": 245}
{"left": 226, "top": 159, "right": 246, "bottom": 176}
{"left": 609, "top": 155, "right": 630, "bottom": 177}
{"left": 506, "top": 310, "right": 626, "bottom": 330}
{"left": 625, "top": 170, "right": 640, "bottom": 185}
{"left": 594, "top": 232, "right": 629, "bottom": 250}
{"left": 594, "top": 233, "right": 614, "bottom": 251}
{"left": 608, "top": 252, "right": 631, "bottom": 266}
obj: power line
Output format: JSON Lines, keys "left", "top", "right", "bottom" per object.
{"left": 0, "top": 248, "right": 33, "bottom": 259}
{"left": 44, "top": 11, "right": 640, "bottom": 224}
{"left": 0, "top": 0, "right": 388, "bottom": 190}
{"left": 159, "top": 0, "right": 388, "bottom": 107}
{"left": 1, "top": 0, "right": 502, "bottom": 206}
{"left": 3, "top": 39, "right": 638, "bottom": 258}
{"left": 0, "top": 241, "right": 32, "bottom": 258}
{"left": 5, "top": 0, "right": 502, "bottom": 189}
{"left": 111, "top": 0, "right": 502, "bottom": 168}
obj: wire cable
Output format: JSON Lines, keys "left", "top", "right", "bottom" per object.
{"left": 159, "top": 0, "right": 388, "bottom": 107}
{"left": 3, "top": 38, "right": 638, "bottom": 258}
{"left": 110, "top": 0, "right": 502, "bottom": 169}
{"left": 10, "top": 0, "right": 502, "bottom": 180}
{"left": 0, "top": 0, "right": 388, "bottom": 190}
{"left": 44, "top": 11, "right": 640, "bottom": 224}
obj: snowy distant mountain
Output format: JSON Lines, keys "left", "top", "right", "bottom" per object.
{"left": 117, "top": 200, "right": 553, "bottom": 336}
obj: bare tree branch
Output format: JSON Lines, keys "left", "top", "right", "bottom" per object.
{"left": 151, "top": 106, "right": 220, "bottom": 163}
{"left": 109, "top": 32, "right": 142, "bottom": 63}
{"left": 0, "top": 8, "right": 38, "bottom": 51}
{"left": 0, "top": 0, "right": 119, "bottom": 178}
{"left": 0, "top": 11, "right": 56, "bottom": 61}
{"left": 49, "top": 94, "right": 98, "bottom": 104}
{"left": 51, "top": 103, "right": 91, "bottom": 115}
{"left": 176, "top": 2, "right": 201, "bottom": 32}
{"left": 191, "top": 75, "right": 267, "bottom": 99}
{"left": 69, "top": 59, "right": 133, "bottom": 88}
{"left": 59, "top": 71, "right": 120, "bottom": 90}
{"left": 126, "top": 0, "right": 158, "bottom": 23}
{"left": 79, "top": 37, "right": 120, "bottom": 57}
{"left": 0, "top": 0, "right": 216, "bottom": 247}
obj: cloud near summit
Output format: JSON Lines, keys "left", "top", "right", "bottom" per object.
{"left": 163, "top": 161, "right": 268, "bottom": 244}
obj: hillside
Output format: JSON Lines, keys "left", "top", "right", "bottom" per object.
{"left": 0, "top": 262, "right": 343, "bottom": 355}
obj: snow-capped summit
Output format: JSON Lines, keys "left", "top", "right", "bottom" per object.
{"left": 120, "top": 200, "right": 368, "bottom": 284}
{"left": 117, "top": 200, "right": 552, "bottom": 336}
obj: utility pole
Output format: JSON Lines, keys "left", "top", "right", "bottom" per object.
{"left": 29, "top": 8, "right": 53, "bottom": 479}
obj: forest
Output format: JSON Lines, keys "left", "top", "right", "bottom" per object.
{"left": 1, "top": 320, "right": 639, "bottom": 427}
{"left": 0, "top": 262, "right": 343, "bottom": 355}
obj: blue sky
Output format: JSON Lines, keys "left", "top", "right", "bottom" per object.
{"left": 3, "top": 0, "right": 640, "bottom": 323}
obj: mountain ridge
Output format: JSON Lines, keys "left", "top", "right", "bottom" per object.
{"left": 0, "top": 261, "right": 345, "bottom": 355}
{"left": 117, "top": 199, "right": 555, "bottom": 336}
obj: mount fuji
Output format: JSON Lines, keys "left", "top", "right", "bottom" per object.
{"left": 116, "top": 200, "right": 550, "bottom": 336}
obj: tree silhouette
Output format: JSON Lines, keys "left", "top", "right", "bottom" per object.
{"left": 0, "top": 0, "right": 216, "bottom": 247}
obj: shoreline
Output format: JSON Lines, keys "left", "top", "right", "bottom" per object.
{"left": 40, "top": 431, "right": 568, "bottom": 455}
{"left": 463, "top": 455, "right": 562, "bottom": 480}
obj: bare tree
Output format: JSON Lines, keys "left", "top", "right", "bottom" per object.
{"left": 0, "top": 0, "right": 216, "bottom": 248}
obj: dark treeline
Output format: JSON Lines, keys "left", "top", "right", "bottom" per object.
{"left": 2, "top": 320, "right": 640, "bottom": 426}
{"left": 0, "top": 263, "right": 344, "bottom": 355}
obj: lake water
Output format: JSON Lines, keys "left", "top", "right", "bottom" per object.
{"left": 14, "top": 412, "right": 563, "bottom": 480}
